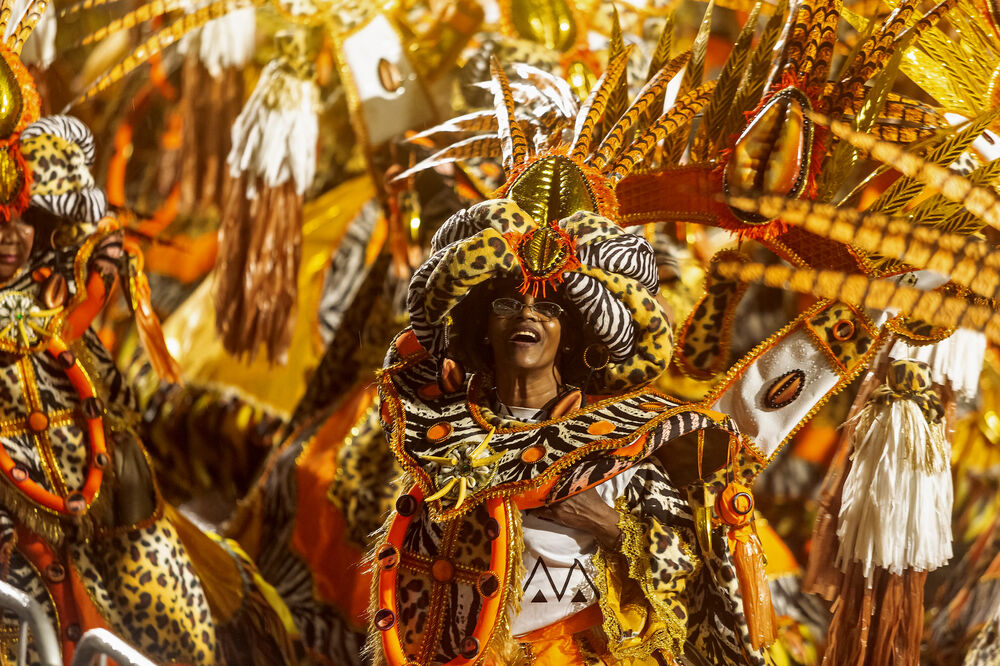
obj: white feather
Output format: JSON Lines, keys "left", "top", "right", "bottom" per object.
{"left": 227, "top": 59, "right": 318, "bottom": 196}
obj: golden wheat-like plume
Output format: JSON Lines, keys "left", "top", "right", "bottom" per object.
{"left": 726, "top": 195, "right": 1000, "bottom": 301}
{"left": 590, "top": 52, "right": 690, "bottom": 171}
{"left": 489, "top": 56, "right": 529, "bottom": 173}
{"left": 715, "top": 259, "right": 1000, "bottom": 343}
{"left": 814, "top": 112, "right": 1000, "bottom": 235}
{"left": 568, "top": 47, "right": 632, "bottom": 162}
{"left": 608, "top": 82, "right": 715, "bottom": 182}
{"left": 69, "top": 0, "right": 258, "bottom": 107}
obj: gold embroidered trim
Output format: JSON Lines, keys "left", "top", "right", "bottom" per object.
{"left": 591, "top": 496, "right": 691, "bottom": 662}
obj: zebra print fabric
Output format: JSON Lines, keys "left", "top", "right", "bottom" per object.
{"left": 21, "top": 115, "right": 97, "bottom": 164}
{"left": 378, "top": 336, "right": 736, "bottom": 514}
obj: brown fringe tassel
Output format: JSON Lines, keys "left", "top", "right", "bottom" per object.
{"left": 823, "top": 563, "right": 925, "bottom": 666}
{"left": 176, "top": 54, "right": 243, "bottom": 216}
{"left": 216, "top": 175, "right": 302, "bottom": 363}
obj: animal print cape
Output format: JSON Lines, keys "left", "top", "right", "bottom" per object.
{"left": 371, "top": 329, "right": 766, "bottom": 665}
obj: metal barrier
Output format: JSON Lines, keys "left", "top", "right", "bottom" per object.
{"left": 0, "top": 579, "right": 61, "bottom": 666}
{"left": 70, "top": 629, "right": 157, "bottom": 666}
{"left": 0, "top": 580, "right": 157, "bottom": 666}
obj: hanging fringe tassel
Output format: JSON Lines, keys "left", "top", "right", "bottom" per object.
{"left": 216, "top": 174, "right": 302, "bottom": 363}
{"left": 823, "top": 358, "right": 952, "bottom": 666}
{"left": 716, "top": 482, "right": 777, "bottom": 650}
{"left": 174, "top": 49, "right": 243, "bottom": 217}
{"left": 836, "top": 360, "right": 952, "bottom": 577}
{"left": 124, "top": 238, "right": 183, "bottom": 383}
{"left": 824, "top": 563, "right": 925, "bottom": 666}
{"left": 804, "top": 361, "right": 888, "bottom": 601}
{"left": 217, "top": 43, "right": 317, "bottom": 362}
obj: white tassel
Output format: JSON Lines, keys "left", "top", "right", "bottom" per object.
{"left": 180, "top": 6, "right": 256, "bottom": 79}
{"left": 836, "top": 384, "right": 952, "bottom": 578}
{"left": 226, "top": 58, "right": 318, "bottom": 198}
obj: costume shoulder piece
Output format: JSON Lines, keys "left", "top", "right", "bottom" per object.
{"left": 378, "top": 329, "right": 738, "bottom": 519}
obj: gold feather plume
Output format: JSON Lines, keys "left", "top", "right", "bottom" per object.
{"left": 590, "top": 51, "right": 690, "bottom": 171}
{"left": 9, "top": 0, "right": 51, "bottom": 51}
{"left": 68, "top": 0, "right": 257, "bottom": 107}
{"left": 568, "top": 46, "right": 632, "bottom": 161}
{"left": 636, "top": 13, "right": 674, "bottom": 133}
{"left": 489, "top": 56, "right": 529, "bottom": 174}
{"left": 813, "top": 112, "right": 1000, "bottom": 234}
{"left": 397, "top": 136, "right": 502, "bottom": 180}
{"left": 608, "top": 82, "right": 716, "bottom": 182}
{"left": 697, "top": 2, "right": 760, "bottom": 156}
{"left": 0, "top": 0, "right": 53, "bottom": 54}
{"left": 79, "top": 0, "right": 182, "bottom": 46}
{"left": 722, "top": 0, "right": 788, "bottom": 142}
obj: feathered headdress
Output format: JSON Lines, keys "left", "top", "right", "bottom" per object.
{"left": 401, "top": 47, "right": 702, "bottom": 392}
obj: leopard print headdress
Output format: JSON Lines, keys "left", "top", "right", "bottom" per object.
{"left": 0, "top": 3, "right": 105, "bottom": 228}
{"left": 407, "top": 196, "right": 671, "bottom": 393}
{"left": 400, "top": 51, "right": 694, "bottom": 393}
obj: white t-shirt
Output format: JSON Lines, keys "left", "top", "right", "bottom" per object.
{"left": 511, "top": 463, "right": 637, "bottom": 636}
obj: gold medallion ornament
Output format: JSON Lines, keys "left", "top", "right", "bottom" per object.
{"left": 507, "top": 154, "right": 596, "bottom": 224}
{"left": 0, "top": 37, "right": 40, "bottom": 222}
{"left": 0, "top": 54, "right": 23, "bottom": 138}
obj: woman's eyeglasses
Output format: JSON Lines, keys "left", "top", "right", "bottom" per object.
{"left": 490, "top": 298, "right": 563, "bottom": 321}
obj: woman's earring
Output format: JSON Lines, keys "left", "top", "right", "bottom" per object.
{"left": 583, "top": 343, "right": 610, "bottom": 370}
{"left": 483, "top": 335, "right": 490, "bottom": 345}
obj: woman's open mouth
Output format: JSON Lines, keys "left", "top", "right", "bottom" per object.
{"left": 508, "top": 326, "right": 541, "bottom": 345}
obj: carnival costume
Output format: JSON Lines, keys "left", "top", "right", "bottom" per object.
{"left": 354, "top": 39, "right": 918, "bottom": 661}
{"left": 33, "top": 0, "right": 1000, "bottom": 662}
{"left": 0, "top": 5, "right": 295, "bottom": 663}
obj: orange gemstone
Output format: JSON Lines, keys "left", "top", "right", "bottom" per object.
{"left": 587, "top": 420, "right": 615, "bottom": 436}
{"left": 426, "top": 422, "right": 453, "bottom": 442}
{"left": 431, "top": 558, "right": 454, "bottom": 582}
{"left": 31, "top": 267, "right": 51, "bottom": 282}
{"left": 520, "top": 445, "right": 545, "bottom": 463}
{"left": 27, "top": 411, "right": 48, "bottom": 432}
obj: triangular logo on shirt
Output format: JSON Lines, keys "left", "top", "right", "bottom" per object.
{"left": 523, "top": 558, "right": 599, "bottom": 603}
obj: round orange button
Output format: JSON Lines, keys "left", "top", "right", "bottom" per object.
{"left": 28, "top": 411, "right": 49, "bottom": 433}
{"left": 431, "top": 558, "right": 454, "bottom": 582}
{"left": 426, "top": 422, "right": 453, "bottom": 443}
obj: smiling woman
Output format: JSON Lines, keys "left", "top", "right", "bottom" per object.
{"left": 370, "top": 196, "right": 765, "bottom": 666}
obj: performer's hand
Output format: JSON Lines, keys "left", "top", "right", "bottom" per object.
{"left": 532, "top": 488, "right": 622, "bottom": 549}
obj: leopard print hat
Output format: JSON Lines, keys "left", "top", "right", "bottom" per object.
{"left": 20, "top": 115, "right": 107, "bottom": 224}
{"left": 407, "top": 198, "right": 672, "bottom": 393}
